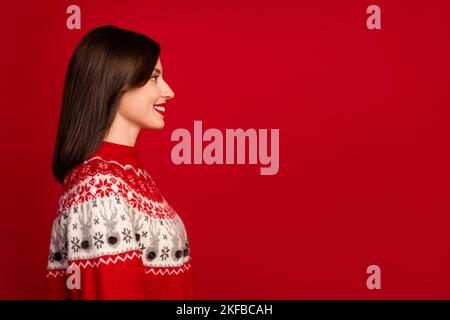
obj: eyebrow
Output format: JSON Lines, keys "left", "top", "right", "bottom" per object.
{"left": 153, "top": 68, "right": 161, "bottom": 74}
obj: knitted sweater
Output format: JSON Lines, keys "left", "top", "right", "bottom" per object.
{"left": 46, "top": 141, "right": 195, "bottom": 299}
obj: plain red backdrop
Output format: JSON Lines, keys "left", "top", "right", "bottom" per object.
{"left": 0, "top": 0, "right": 449, "bottom": 299}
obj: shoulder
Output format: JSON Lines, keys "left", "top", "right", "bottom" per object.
{"left": 64, "top": 155, "right": 142, "bottom": 187}
{"left": 58, "top": 155, "right": 157, "bottom": 216}
{"left": 58, "top": 157, "right": 131, "bottom": 215}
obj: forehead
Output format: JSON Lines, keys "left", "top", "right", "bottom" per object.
{"left": 152, "top": 58, "right": 162, "bottom": 74}
{"left": 155, "top": 57, "right": 162, "bottom": 69}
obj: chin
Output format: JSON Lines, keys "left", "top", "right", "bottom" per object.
{"left": 145, "top": 121, "right": 165, "bottom": 130}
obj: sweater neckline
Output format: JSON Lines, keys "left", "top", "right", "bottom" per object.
{"left": 92, "top": 140, "right": 142, "bottom": 167}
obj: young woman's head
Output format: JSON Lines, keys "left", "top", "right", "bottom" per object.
{"left": 52, "top": 25, "right": 174, "bottom": 184}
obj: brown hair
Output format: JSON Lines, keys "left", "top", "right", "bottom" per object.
{"left": 52, "top": 25, "right": 160, "bottom": 184}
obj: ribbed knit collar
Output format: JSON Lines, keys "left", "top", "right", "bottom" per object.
{"left": 92, "top": 140, "right": 142, "bottom": 167}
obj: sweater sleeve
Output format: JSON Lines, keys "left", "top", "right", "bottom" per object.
{"left": 46, "top": 188, "right": 147, "bottom": 300}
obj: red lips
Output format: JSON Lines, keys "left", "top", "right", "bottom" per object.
{"left": 153, "top": 103, "right": 166, "bottom": 116}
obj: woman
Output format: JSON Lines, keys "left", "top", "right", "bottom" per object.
{"left": 46, "top": 25, "right": 195, "bottom": 299}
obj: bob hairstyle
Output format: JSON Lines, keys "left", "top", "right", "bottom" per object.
{"left": 52, "top": 25, "right": 160, "bottom": 184}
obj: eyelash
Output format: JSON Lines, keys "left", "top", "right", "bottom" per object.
{"left": 151, "top": 74, "right": 160, "bottom": 81}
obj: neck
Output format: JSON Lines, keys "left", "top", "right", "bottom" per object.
{"left": 103, "top": 114, "right": 141, "bottom": 147}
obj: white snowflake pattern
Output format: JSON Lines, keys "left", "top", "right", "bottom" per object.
{"left": 99, "top": 162, "right": 108, "bottom": 170}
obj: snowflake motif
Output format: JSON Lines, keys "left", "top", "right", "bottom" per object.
{"left": 116, "top": 181, "right": 124, "bottom": 190}
{"left": 93, "top": 232, "right": 104, "bottom": 249}
{"left": 48, "top": 249, "right": 55, "bottom": 263}
{"left": 141, "top": 231, "right": 148, "bottom": 238}
{"left": 73, "top": 206, "right": 78, "bottom": 213}
{"left": 72, "top": 223, "right": 77, "bottom": 230}
{"left": 76, "top": 184, "right": 84, "bottom": 195}
{"left": 122, "top": 228, "right": 132, "bottom": 243}
{"left": 144, "top": 216, "right": 149, "bottom": 222}
{"left": 92, "top": 200, "right": 97, "bottom": 208}
{"left": 110, "top": 177, "right": 117, "bottom": 184}
{"left": 160, "top": 246, "right": 169, "bottom": 260}
{"left": 139, "top": 180, "right": 147, "bottom": 190}
{"left": 94, "top": 217, "right": 99, "bottom": 225}
{"left": 71, "top": 237, "right": 80, "bottom": 253}
{"left": 98, "top": 162, "right": 108, "bottom": 170}
{"left": 115, "top": 197, "right": 121, "bottom": 205}
{"left": 121, "top": 215, "right": 126, "bottom": 221}
{"left": 95, "top": 178, "right": 113, "bottom": 197}
{"left": 138, "top": 243, "right": 146, "bottom": 253}
{"left": 62, "top": 212, "right": 68, "bottom": 220}
{"left": 163, "top": 234, "right": 168, "bottom": 240}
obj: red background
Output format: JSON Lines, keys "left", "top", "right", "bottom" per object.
{"left": 1, "top": 0, "right": 449, "bottom": 299}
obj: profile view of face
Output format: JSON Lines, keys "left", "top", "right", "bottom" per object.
{"left": 117, "top": 57, "right": 174, "bottom": 130}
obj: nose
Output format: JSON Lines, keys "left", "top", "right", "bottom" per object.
{"left": 165, "top": 89, "right": 175, "bottom": 100}
{"left": 161, "top": 79, "right": 175, "bottom": 101}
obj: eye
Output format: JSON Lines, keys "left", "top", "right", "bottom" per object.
{"left": 150, "top": 74, "right": 160, "bottom": 82}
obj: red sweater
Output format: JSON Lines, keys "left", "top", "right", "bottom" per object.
{"left": 46, "top": 141, "right": 196, "bottom": 299}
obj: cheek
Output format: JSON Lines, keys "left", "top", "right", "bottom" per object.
{"left": 117, "top": 91, "right": 149, "bottom": 120}
{"left": 147, "top": 87, "right": 160, "bottom": 104}
{"left": 116, "top": 83, "right": 163, "bottom": 128}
